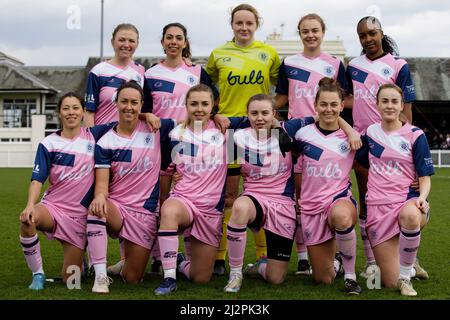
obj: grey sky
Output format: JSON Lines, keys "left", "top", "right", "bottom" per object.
{"left": 1, "top": 0, "right": 449, "bottom": 66}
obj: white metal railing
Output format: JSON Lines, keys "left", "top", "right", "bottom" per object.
{"left": 430, "top": 150, "right": 450, "bottom": 168}
{"left": 0, "top": 149, "right": 34, "bottom": 167}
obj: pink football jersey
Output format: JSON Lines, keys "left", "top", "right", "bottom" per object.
{"left": 143, "top": 62, "right": 202, "bottom": 121}
{"left": 295, "top": 124, "right": 355, "bottom": 214}
{"left": 32, "top": 127, "right": 108, "bottom": 215}
{"left": 85, "top": 61, "right": 145, "bottom": 125}
{"left": 94, "top": 119, "right": 175, "bottom": 214}
{"left": 347, "top": 53, "right": 416, "bottom": 133}
{"left": 169, "top": 120, "right": 229, "bottom": 212}
{"left": 358, "top": 123, "right": 434, "bottom": 205}
{"left": 276, "top": 52, "right": 347, "bottom": 119}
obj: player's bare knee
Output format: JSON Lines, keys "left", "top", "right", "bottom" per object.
{"left": 399, "top": 210, "right": 421, "bottom": 229}
{"left": 191, "top": 273, "right": 211, "bottom": 284}
{"left": 122, "top": 272, "right": 142, "bottom": 284}
{"left": 332, "top": 211, "right": 353, "bottom": 230}
{"left": 313, "top": 272, "right": 333, "bottom": 285}
{"left": 266, "top": 272, "right": 285, "bottom": 285}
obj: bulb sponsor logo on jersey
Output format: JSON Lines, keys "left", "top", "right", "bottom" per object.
{"left": 227, "top": 70, "right": 264, "bottom": 86}
{"left": 182, "top": 155, "right": 222, "bottom": 174}
{"left": 324, "top": 66, "right": 336, "bottom": 77}
{"left": 154, "top": 81, "right": 163, "bottom": 88}
{"left": 160, "top": 94, "right": 186, "bottom": 109}
{"left": 118, "top": 156, "right": 154, "bottom": 177}
{"left": 369, "top": 159, "right": 402, "bottom": 176}
{"left": 353, "top": 84, "right": 380, "bottom": 101}
{"left": 248, "top": 161, "right": 289, "bottom": 179}
{"left": 58, "top": 163, "right": 93, "bottom": 181}
{"left": 295, "top": 83, "right": 319, "bottom": 99}
{"left": 305, "top": 161, "right": 343, "bottom": 179}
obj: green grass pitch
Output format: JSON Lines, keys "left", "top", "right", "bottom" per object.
{"left": 1, "top": 168, "right": 449, "bottom": 300}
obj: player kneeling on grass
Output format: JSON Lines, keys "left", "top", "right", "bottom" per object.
{"left": 355, "top": 84, "right": 433, "bottom": 297}
{"left": 87, "top": 81, "right": 174, "bottom": 293}
{"left": 19, "top": 93, "right": 114, "bottom": 290}
{"left": 218, "top": 94, "right": 316, "bottom": 293}
{"left": 154, "top": 84, "right": 249, "bottom": 295}
{"left": 289, "top": 78, "right": 364, "bottom": 294}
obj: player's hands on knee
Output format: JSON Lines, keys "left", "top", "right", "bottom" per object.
{"left": 416, "top": 196, "right": 429, "bottom": 214}
{"left": 20, "top": 204, "right": 35, "bottom": 225}
{"left": 89, "top": 194, "right": 108, "bottom": 218}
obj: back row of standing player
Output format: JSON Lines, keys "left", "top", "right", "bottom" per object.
{"left": 20, "top": 3, "right": 432, "bottom": 297}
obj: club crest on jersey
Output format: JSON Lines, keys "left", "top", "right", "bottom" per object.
{"left": 382, "top": 67, "right": 392, "bottom": 77}
{"left": 187, "top": 75, "right": 195, "bottom": 85}
{"left": 259, "top": 52, "right": 268, "bottom": 62}
{"left": 338, "top": 142, "right": 350, "bottom": 153}
{"left": 324, "top": 66, "right": 335, "bottom": 77}
{"left": 133, "top": 75, "right": 142, "bottom": 84}
{"left": 87, "top": 143, "right": 94, "bottom": 153}
{"left": 400, "top": 141, "right": 410, "bottom": 152}
{"left": 144, "top": 134, "right": 153, "bottom": 145}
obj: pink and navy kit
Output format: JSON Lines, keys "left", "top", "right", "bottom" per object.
{"left": 356, "top": 122, "right": 434, "bottom": 205}
{"left": 276, "top": 52, "right": 347, "bottom": 119}
{"left": 142, "top": 62, "right": 217, "bottom": 120}
{"left": 94, "top": 119, "right": 175, "bottom": 215}
{"left": 346, "top": 53, "right": 416, "bottom": 133}
{"left": 85, "top": 61, "right": 145, "bottom": 125}
{"left": 31, "top": 124, "right": 113, "bottom": 247}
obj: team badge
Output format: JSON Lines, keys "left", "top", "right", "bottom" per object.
{"left": 87, "top": 143, "right": 94, "bottom": 153}
{"left": 145, "top": 134, "right": 153, "bottom": 145}
{"left": 187, "top": 75, "right": 195, "bottom": 84}
{"left": 400, "top": 141, "right": 410, "bottom": 152}
{"left": 133, "top": 75, "right": 142, "bottom": 83}
{"left": 324, "top": 66, "right": 335, "bottom": 77}
{"left": 221, "top": 57, "right": 231, "bottom": 63}
{"left": 338, "top": 142, "right": 350, "bottom": 153}
{"left": 382, "top": 67, "right": 392, "bottom": 77}
{"left": 259, "top": 52, "right": 268, "bottom": 62}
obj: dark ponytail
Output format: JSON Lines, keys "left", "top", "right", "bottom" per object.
{"left": 162, "top": 22, "right": 192, "bottom": 59}
{"left": 357, "top": 16, "right": 399, "bottom": 56}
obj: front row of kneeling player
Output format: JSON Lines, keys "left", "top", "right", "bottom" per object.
{"left": 20, "top": 79, "right": 433, "bottom": 297}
